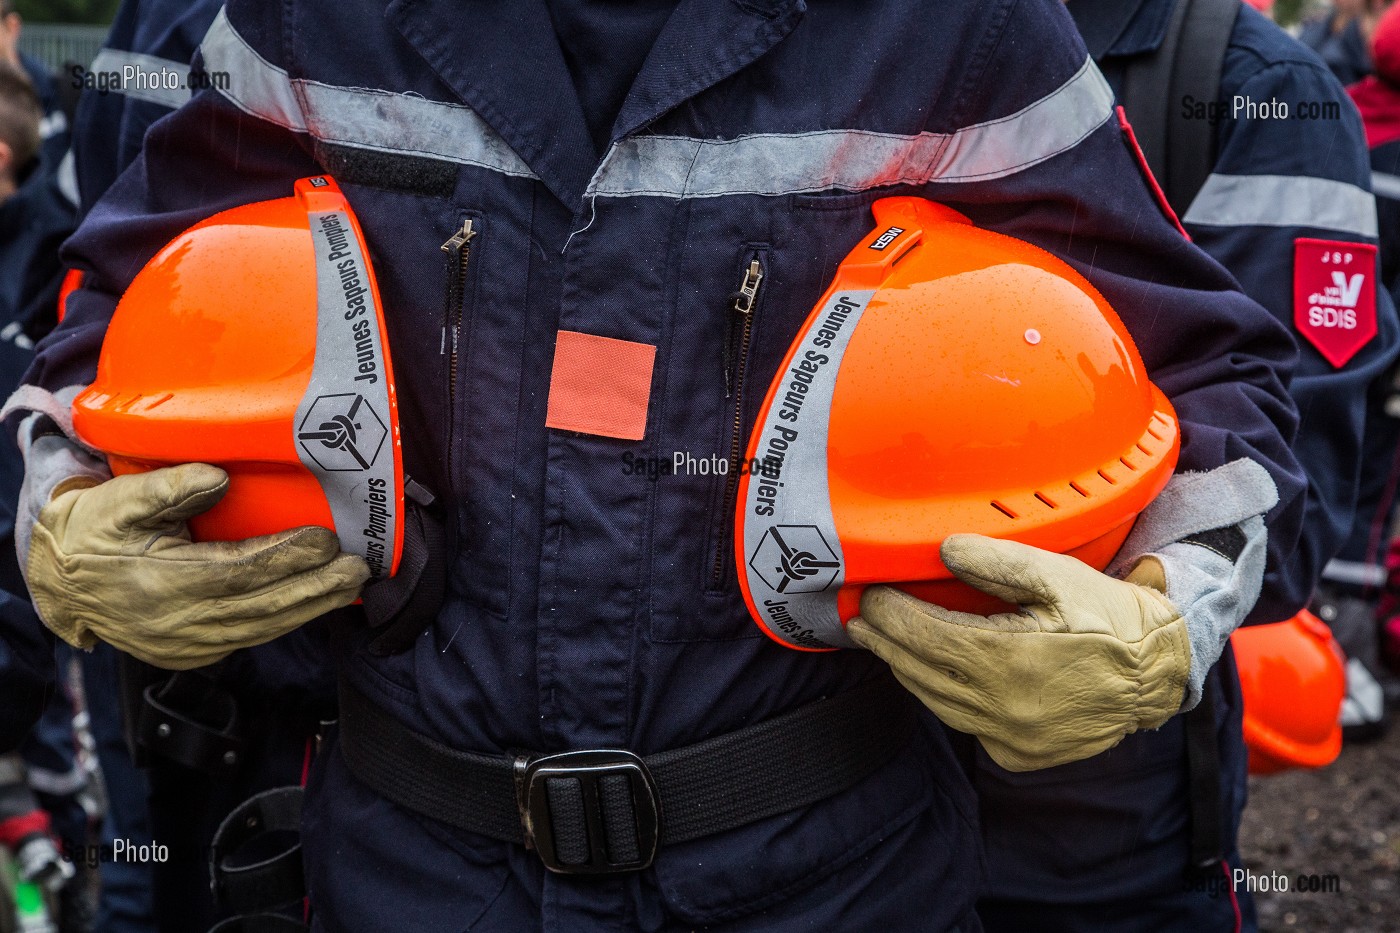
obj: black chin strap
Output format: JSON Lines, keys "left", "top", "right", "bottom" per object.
{"left": 360, "top": 477, "right": 447, "bottom": 656}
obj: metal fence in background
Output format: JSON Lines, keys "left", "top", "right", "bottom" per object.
{"left": 17, "top": 23, "right": 110, "bottom": 72}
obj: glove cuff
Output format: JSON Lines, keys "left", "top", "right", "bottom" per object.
{"left": 25, "top": 521, "right": 97, "bottom": 652}
{"left": 1133, "top": 615, "right": 1191, "bottom": 730}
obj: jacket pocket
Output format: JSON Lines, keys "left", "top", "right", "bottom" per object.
{"left": 646, "top": 235, "right": 776, "bottom": 643}
{"left": 703, "top": 247, "right": 768, "bottom": 594}
{"left": 647, "top": 192, "right": 907, "bottom": 643}
{"left": 439, "top": 211, "right": 483, "bottom": 511}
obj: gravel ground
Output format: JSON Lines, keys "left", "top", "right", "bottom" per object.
{"left": 1239, "top": 722, "right": 1400, "bottom": 932}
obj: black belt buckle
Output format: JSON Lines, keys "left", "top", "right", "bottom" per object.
{"left": 518, "top": 750, "right": 660, "bottom": 874}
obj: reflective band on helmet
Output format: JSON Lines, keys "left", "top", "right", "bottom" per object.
{"left": 741, "top": 289, "right": 874, "bottom": 650}
{"left": 297, "top": 208, "right": 398, "bottom": 580}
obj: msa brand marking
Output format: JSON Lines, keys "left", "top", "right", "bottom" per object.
{"left": 869, "top": 226, "right": 905, "bottom": 251}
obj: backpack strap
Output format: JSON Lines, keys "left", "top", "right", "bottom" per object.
{"left": 1118, "top": 0, "right": 1240, "bottom": 214}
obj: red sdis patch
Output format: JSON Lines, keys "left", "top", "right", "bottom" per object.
{"left": 1294, "top": 238, "right": 1378, "bottom": 368}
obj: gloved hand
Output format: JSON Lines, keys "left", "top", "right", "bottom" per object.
{"left": 848, "top": 533, "right": 1190, "bottom": 772}
{"left": 27, "top": 463, "right": 369, "bottom": 671}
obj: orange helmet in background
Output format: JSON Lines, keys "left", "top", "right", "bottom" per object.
{"left": 1232, "top": 611, "right": 1346, "bottom": 775}
{"left": 72, "top": 176, "right": 404, "bottom": 581}
{"left": 734, "top": 197, "right": 1179, "bottom": 650}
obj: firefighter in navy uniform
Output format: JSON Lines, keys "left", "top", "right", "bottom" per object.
{"left": 9, "top": 2, "right": 1308, "bottom": 930}
{"left": 40, "top": 1, "right": 335, "bottom": 929}
{"left": 1339, "top": 1, "right": 1400, "bottom": 731}
{"left": 962, "top": 2, "right": 1400, "bottom": 930}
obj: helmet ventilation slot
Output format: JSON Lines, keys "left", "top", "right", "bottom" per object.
{"left": 990, "top": 500, "right": 1018, "bottom": 519}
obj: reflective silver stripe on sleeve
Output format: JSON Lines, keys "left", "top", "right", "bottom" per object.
{"left": 198, "top": 9, "right": 303, "bottom": 129}
{"left": 200, "top": 8, "right": 537, "bottom": 179}
{"left": 297, "top": 209, "right": 400, "bottom": 580}
{"left": 204, "top": 8, "right": 1109, "bottom": 199}
{"left": 56, "top": 149, "right": 78, "bottom": 206}
{"left": 90, "top": 48, "right": 192, "bottom": 108}
{"left": 1372, "top": 171, "right": 1400, "bottom": 201}
{"left": 588, "top": 57, "right": 1114, "bottom": 199}
{"left": 741, "top": 290, "right": 874, "bottom": 650}
{"left": 1322, "top": 558, "right": 1388, "bottom": 588}
{"left": 37, "top": 110, "right": 67, "bottom": 140}
{"left": 1182, "top": 174, "right": 1379, "bottom": 238}
{"left": 25, "top": 764, "right": 87, "bottom": 797}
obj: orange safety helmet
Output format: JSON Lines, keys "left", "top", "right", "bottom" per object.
{"left": 735, "top": 197, "right": 1179, "bottom": 650}
{"left": 1231, "top": 610, "right": 1346, "bottom": 775}
{"left": 72, "top": 176, "right": 404, "bottom": 581}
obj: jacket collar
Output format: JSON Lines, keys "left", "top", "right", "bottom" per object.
{"left": 387, "top": 0, "right": 805, "bottom": 209}
{"left": 1066, "top": 0, "right": 1174, "bottom": 59}
{"left": 387, "top": 0, "right": 596, "bottom": 207}
{"left": 612, "top": 0, "right": 805, "bottom": 141}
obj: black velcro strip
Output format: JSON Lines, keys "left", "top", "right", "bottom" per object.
{"left": 1180, "top": 526, "right": 1247, "bottom": 563}
{"left": 314, "top": 141, "right": 457, "bottom": 199}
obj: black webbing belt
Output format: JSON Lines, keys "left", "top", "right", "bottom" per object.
{"left": 338, "top": 675, "right": 916, "bottom": 875}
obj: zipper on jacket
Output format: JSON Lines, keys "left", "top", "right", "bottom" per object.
{"left": 711, "top": 254, "right": 765, "bottom": 590}
{"left": 441, "top": 218, "right": 477, "bottom": 480}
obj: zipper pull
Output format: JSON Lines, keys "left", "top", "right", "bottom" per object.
{"left": 733, "top": 259, "right": 763, "bottom": 316}
{"left": 725, "top": 258, "right": 765, "bottom": 397}
{"left": 441, "top": 218, "right": 476, "bottom": 254}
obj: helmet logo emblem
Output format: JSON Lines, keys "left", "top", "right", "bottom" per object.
{"left": 750, "top": 525, "right": 840, "bottom": 594}
{"left": 297, "top": 393, "right": 388, "bottom": 472}
{"left": 869, "top": 226, "right": 905, "bottom": 251}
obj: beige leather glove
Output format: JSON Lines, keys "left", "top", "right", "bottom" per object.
{"left": 848, "top": 533, "right": 1190, "bottom": 772}
{"left": 27, "top": 463, "right": 369, "bottom": 670}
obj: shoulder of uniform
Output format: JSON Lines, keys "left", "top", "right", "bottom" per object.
{"left": 1372, "top": 138, "right": 1400, "bottom": 173}
{"left": 1220, "top": 5, "right": 1341, "bottom": 96}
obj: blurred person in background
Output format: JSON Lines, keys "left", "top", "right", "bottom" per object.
{"left": 1343, "top": 1, "right": 1400, "bottom": 721}
{"left": 0, "top": 0, "right": 68, "bottom": 177}
{"left": 0, "top": 63, "right": 65, "bottom": 343}
{"left": 0, "top": 58, "right": 73, "bottom": 930}
{"left": 18, "top": 1, "right": 338, "bottom": 929}
{"left": 977, "top": 2, "right": 1400, "bottom": 930}
{"left": 5, "top": 0, "right": 1313, "bottom": 930}
{"left": 1302, "top": 0, "right": 1394, "bottom": 85}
